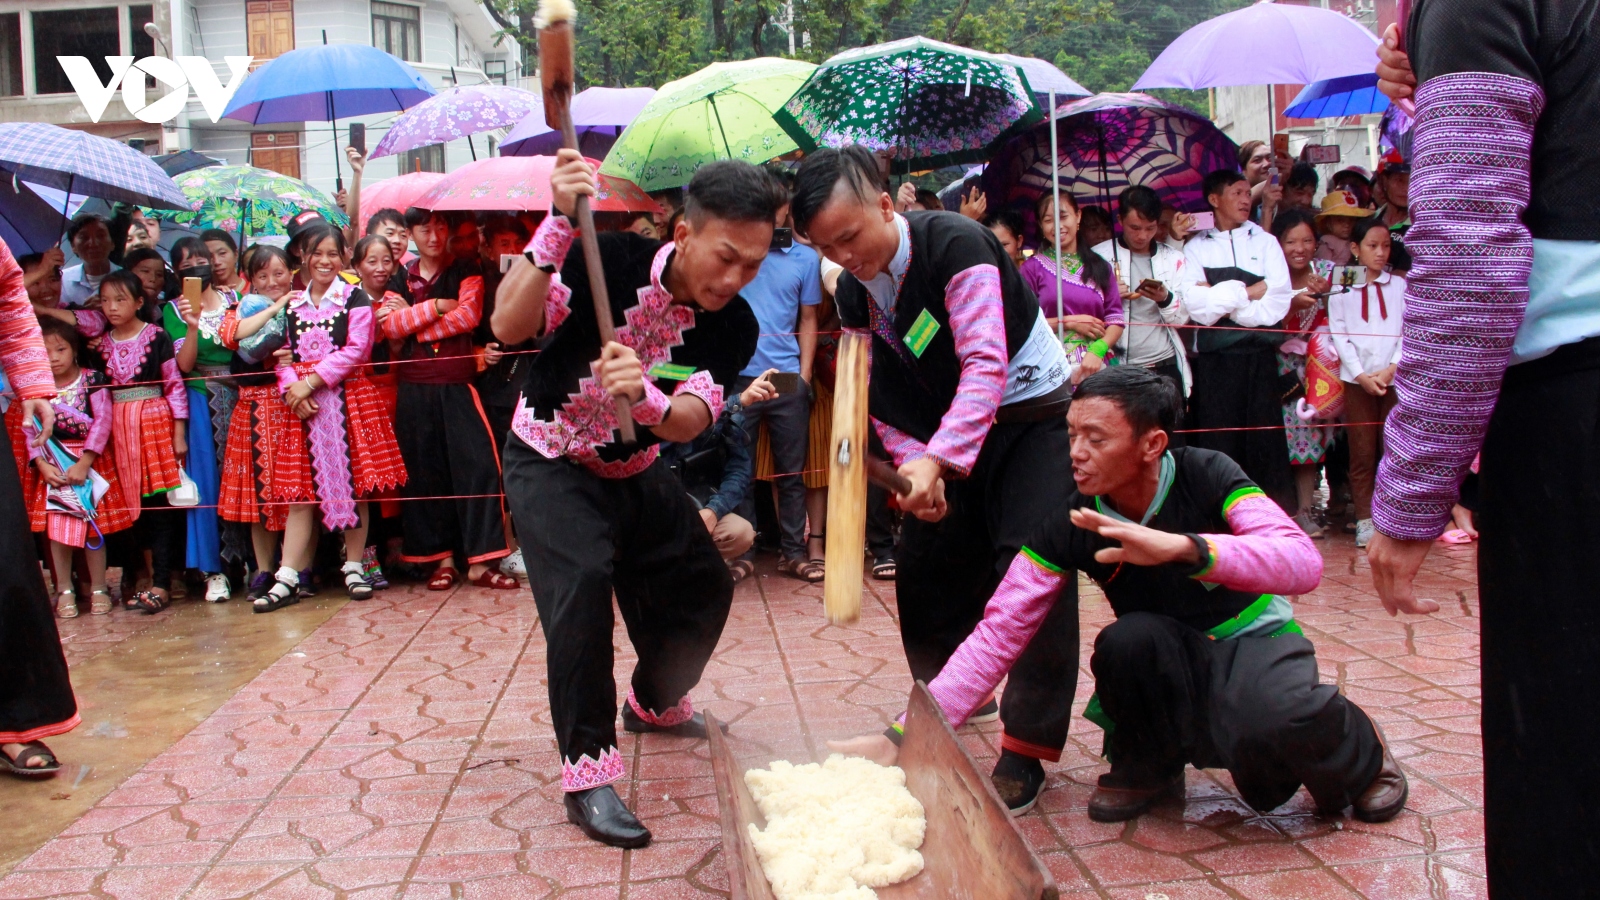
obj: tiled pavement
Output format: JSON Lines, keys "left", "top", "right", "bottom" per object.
{"left": 0, "top": 533, "right": 1484, "bottom": 899}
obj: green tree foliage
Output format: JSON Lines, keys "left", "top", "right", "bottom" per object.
{"left": 483, "top": 0, "right": 1251, "bottom": 98}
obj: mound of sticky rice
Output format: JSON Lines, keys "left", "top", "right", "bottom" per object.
{"left": 745, "top": 754, "right": 926, "bottom": 900}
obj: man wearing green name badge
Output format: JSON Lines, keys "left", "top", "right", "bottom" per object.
{"left": 831, "top": 367, "right": 1407, "bottom": 824}
{"left": 793, "top": 146, "right": 1080, "bottom": 815}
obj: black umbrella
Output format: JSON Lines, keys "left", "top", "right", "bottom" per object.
{"left": 153, "top": 149, "right": 224, "bottom": 177}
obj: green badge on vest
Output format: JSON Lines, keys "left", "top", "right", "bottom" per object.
{"left": 647, "top": 362, "right": 696, "bottom": 382}
{"left": 903, "top": 308, "right": 940, "bottom": 358}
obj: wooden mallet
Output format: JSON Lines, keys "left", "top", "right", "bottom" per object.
{"left": 536, "top": 0, "right": 635, "bottom": 444}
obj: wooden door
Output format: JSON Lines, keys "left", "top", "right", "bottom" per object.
{"left": 246, "top": 0, "right": 294, "bottom": 62}
{"left": 251, "top": 133, "right": 300, "bottom": 179}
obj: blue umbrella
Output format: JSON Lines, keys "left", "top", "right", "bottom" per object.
{"left": 1284, "top": 73, "right": 1390, "bottom": 119}
{"left": 0, "top": 122, "right": 192, "bottom": 210}
{"left": 0, "top": 178, "right": 67, "bottom": 254}
{"left": 223, "top": 42, "right": 436, "bottom": 189}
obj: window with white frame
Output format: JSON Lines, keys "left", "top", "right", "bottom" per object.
{"left": 372, "top": 1, "right": 421, "bottom": 62}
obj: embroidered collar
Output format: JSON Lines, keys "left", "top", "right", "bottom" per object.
{"left": 292, "top": 279, "right": 354, "bottom": 311}
{"left": 648, "top": 240, "right": 675, "bottom": 300}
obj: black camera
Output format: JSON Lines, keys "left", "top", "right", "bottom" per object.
{"left": 770, "top": 227, "right": 792, "bottom": 250}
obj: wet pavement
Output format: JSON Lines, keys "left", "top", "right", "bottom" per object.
{"left": 0, "top": 531, "right": 1484, "bottom": 899}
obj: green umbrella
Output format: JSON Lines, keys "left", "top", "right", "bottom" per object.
{"left": 601, "top": 57, "right": 817, "bottom": 193}
{"left": 147, "top": 164, "right": 349, "bottom": 238}
{"left": 774, "top": 36, "right": 1041, "bottom": 172}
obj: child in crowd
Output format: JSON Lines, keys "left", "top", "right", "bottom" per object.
{"left": 98, "top": 271, "right": 188, "bottom": 613}
{"left": 256, "top": 225, "right": 406, "bottom": 611}
{"left": 165, "top": 237, "right": 244, "bottom": 602}
{"left": 1314, "top": 191, "right": 1367, "bottom": 265}
{"left": 120, "top": 248, "right": 170, "bottom": 323}
{"left": 218, "top": 247, "right": 294, "bottom": 603}
{"left": 26, "top": 317, "right": 134, "bottom": 618}
{"left": 384, "top": 209, "right": 512, "bottom": 591}
{"left": 1023, "top": 192, "right": 1122, "bottom": 380}
{"left": 1328, "top": 218, "right": 1404, "bottom": 550}
{"left": 352, "top": 234, "right": 405, "bottom": 587}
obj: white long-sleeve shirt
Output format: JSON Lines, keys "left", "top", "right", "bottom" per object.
{"left": 1328, "top": 270, "right": 1406, "bottom": 382}
{"left": 1181, "top": 221, "right": 1293, "bottom": 349}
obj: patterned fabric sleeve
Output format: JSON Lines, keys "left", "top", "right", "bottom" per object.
{"left": 673, "top": 370, "right": 724, "bottom": 422}
{"left": 380, "top": 294, "right": 441, "bottom": 340}
{"left": 926, "top": 550, "right": 1069, "bottom": 727}
{"left": 0, "top": 240, "right": 54, "bottom": 400}
{"left": 543, "top": 274, "right": 572, "bottom": 336}
{"left": 313, "top": 305, "right": 375, "bottom": 390}
{"left": 1101, "top": 277, "right": 1125, "bottom": 326}
{"left": 161, "top": 356, "right": 188, "bottom": 420}
{"left": 872, "top": 417, "right": 929, "bottom": 468}
{"left": 927, "top": 263, "right": 1006, "bottom": 477}
{"left": 217, "top": 309, "right": 240, "bottom": 350}
{"left": 73, "top": 308, "right": 107, "bottom": 339}
{"left": 525, "top": 214, "right": 576, "bottom": 269}
{"left": 415, "top": 275, "right": 483, "bottom": 343}
{"left": 1373, "top": 73, "right": 1543, "bottom": 540}
{"left": 85, "top": 378, "right": 112, "bottom": 456}
{"left": 632, "top": 379, "right": 672, "bottom": 426}
{"left": 1197, "top": 491, "right": 1324, "bottom": 596}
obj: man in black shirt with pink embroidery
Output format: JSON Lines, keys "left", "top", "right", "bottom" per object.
{"left": 493, "top": 150, "right": 783, "bottom": 848}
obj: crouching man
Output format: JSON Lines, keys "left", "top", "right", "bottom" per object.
{"left": 832, "top": 366, "right": 1407, "bottom": 823}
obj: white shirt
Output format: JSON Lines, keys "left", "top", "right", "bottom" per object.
{"left": 1328, "top": 270, "right": 1406, "bottom": 382}
{"left": 1181, "top": 221, "right": 1293, "bottom": 337}
{"left": 60, "top": 263, "right": 117, "bottom": 309}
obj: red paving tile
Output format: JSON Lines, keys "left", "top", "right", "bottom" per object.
{"left": 0, "top": 534, "right": 1484, "bottom": 898}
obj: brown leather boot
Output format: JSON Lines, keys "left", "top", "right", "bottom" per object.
{"left": 1088, "top": 772, "right": 1185, "bottom": 822}
{"left": 1353, "top": 723, "right": 1408, "bottom": 823}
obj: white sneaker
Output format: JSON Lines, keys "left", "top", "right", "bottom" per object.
{"left": 1355, "top": 518, "right": 1375, "bottom": 549}
{"left": 499, "top": 549, "right": 527, "bottom": 577}
{"left": 204, "top": 573, "right": 231, "bottom": 603}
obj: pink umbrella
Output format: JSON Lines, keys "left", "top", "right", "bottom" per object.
{"left": 411, "top": 156, "right": 659, "bottom": 213}
{"left": 358, "top": 171, "right": 446, "bottom": 225}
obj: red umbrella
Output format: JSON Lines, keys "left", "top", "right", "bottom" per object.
{"left": 358, "top": 171, "right": 446, "bottom": 225}
{"left": 411, "top": 156, "right": 657, "bottom": 213}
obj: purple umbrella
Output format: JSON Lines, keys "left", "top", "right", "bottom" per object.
{"left": 0, "top": 122, "right": 192, "bottom": 210}
{"left": 501, "top": 87, "right": 656, "bottom": 158}
{"left": 370, "top": 84, "right": 543, "bottom": 161}
{"left": 0, "top": 178, "right": 66, "bottom": 254}
{"left": 980, "top": 92, "right": 1240, "bottom": 234}
{"left": 1133, "top": 0, "right": 1381, "bottom": 90}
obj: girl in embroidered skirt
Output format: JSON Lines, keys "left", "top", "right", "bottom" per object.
{"left": 1271, "top": 210, "right": 1338, "bottom": 538}
{"left": 98, "top": 272, "right": 188, "bottom": 613}
{"left": 218, "top": 247, "right": 294, "bottom": 604}
{"left": 1022, "top": 193, "right": 1123, "bottom": 381}
{"left": 166, "top": 237, "right": 245, "bottom": 602}
{"left": 25, "top": 317, "right": 135, "bottom": 618}
{"left": 1328, "top": 218, "right": 1405, "bottom": 549}
{"left": 353, "top": 234, "right": 403, "bottom": 589}
{"left": 255, "top": 226, "right": 406, "bottom": 612}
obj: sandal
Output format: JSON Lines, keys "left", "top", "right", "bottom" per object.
{"left": 470, "top": 568, "right": 519, "bottom": 590}
{"left": 252, "top": 567, "right": 300, "bottom": 614}
{"left": 427, "top": 566, "right": 459, "bottom": 591}
{"left": 89, "top": 589, "right": 113, "bottom": 616}
{"left": 55, "top": 589, "right": 78, "bottom": 619}
{"left": 727, "top": 559, "right": 755, "bottom": 584}
{"left": 1, "top": 741, "right": 60, "bottom": 778}
{"left": 872, "top": 558, "right": 897, "bottom": 580}
{"left": 778, "top": 556, "right": 826, "bottom": 584}
{"left": 341, "top": 561, "right": 373, "bottom": 601}
{"left": 131, "top": 590, "right": 169, "bottom": 615}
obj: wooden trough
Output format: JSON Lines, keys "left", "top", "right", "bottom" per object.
{"left": 706, "top": 683, "right": 1059, "bottom": 900}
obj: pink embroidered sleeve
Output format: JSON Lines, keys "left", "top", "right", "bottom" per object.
{"left": 0, "top": 241, "right": 54, "bottom": 400}
{"left": 926, "top": 551, "right": 1068, "bottom": 727}
{"left": 73, "top": 308, "right": 107, "bottom": 338}
{"left": 633, "top": 379, "right": 672, "bottom": 426}
{"left": 544, "top": 274, "right": 572, "bottom": 336}
{"left": 526, "top": 214, "right": 576, "bottom": 269}
{"left": 85, "top": 382, "right": 111, "bottom": 456}
{"left": 313, "top": 305, "right": 374, "bottom": 389}
{"left": 873, "top": 417, "right": 929, "bottom": 467}
{"left": 929, "top": 264, "right": 1007, "bottom": 477}
{"left": 673, "top": 370, "right": 724, "bottom": 421}
{"left": 161, "top": 357, "right": 188, "bottom": 420}
{"left": 415, "top": 275, "right": 483, "bottom": 342}
{"left": 1197, "top": 493, "right": 1323, "bottom": 596}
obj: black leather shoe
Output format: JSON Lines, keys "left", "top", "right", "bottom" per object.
{"left": 1088, "top": 773, "right": 1185, "bottom": 822}
{"left": 1353, "top": 724, "right": 1408, "bottom": 823}
{"left": 564, "top": 785, "right": 652, "bottom": 848}
{"left": 621, "top": 704, "right": 729, "bottom": 739}
{"left": 991, "top": 749, "right": 1046, "bottom": 816}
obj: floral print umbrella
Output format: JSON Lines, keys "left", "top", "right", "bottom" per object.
{"left": 980, "top": 92, "right": 1239, "bottom": 233}
{"left": 147, "top": 164, "right": 348, "bottom": 238}
{"left": 774, "top": 36, "right": 1042, "bottom": 172}
{"left": 370, "top": 84, "right": 543, "bottom": 160}
{"left": 601, "top": 58, "right": 816, "bottom": 193}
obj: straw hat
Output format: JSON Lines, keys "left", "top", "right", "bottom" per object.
{"left": 1316, "top": 190, "right": 1368, "bottom": 223}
